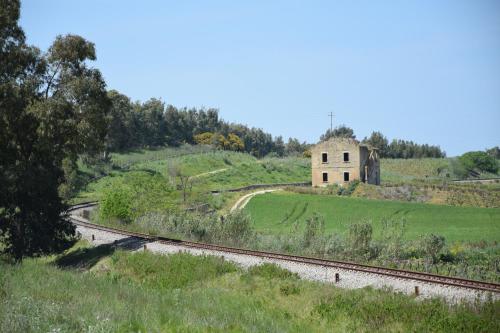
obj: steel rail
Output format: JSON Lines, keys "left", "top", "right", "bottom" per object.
{"left": 68, "top": 203, "right": 500, "bottom": 294}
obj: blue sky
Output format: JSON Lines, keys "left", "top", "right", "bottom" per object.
{"left": 20, "top": 0, "right": 500, "bottom": 156}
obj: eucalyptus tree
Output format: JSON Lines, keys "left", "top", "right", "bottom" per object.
{"left": 0, "top": 0, "right": 110, "bottom": 261}
{"left": 362, "top": 131, "right": 389, "bottom": 157}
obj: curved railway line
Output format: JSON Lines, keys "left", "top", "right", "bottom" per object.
{"left": 67, "top": 202, "right": 500, "bottom": 298}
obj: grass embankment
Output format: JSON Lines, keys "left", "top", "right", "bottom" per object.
{"left": 381, "top": 158, "right": 499, "bottom": 183}
{"left": 352, "top": 182, "right": 500, "bottom": 208}
{"left": 1, "top": 242, "right": 498, "bottom": 332}
{"left": 244, "top": 192, "right": 500, "bottom": 242}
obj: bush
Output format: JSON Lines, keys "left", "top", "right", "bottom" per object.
{"left": 347, "top": 222, "right": 373, "bottom": 260}
{"left": 420, "top": 234, "right": 446, "bottom": 264}
{"left": 379, "top": 219, "right": 407, "bottom": 261}
{"left": 98, "top": 171, "right": 175, "bottom": 222}
{"left": 450, "top": 158, "right": 469, "bottom": 179}
{"left": 99, "top": 187, "right": 133, "bottom": 222}
{"left": 217, "top": 211, "right": 255, "bottom": 247}
{"left": 303, "top": 213, "right": 325, "bottom": 247}
{"left": 338, "top": 180, "right": 360, "bottom": 196}
{"left": 459, "top": 151, "right": 498, "bottom": 174}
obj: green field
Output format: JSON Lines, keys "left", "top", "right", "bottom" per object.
{"left": 1, "top": 241, "right": 497, "bottom": 332}
{"left": 244, "top": 192, "right": 500, "bottom": 242}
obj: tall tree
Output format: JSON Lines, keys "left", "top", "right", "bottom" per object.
{"left": 273, "top": 136, "right": 285, "bottom": 157}
{"left": 362, "top": 131, "right": 389, "bottom": 157}
{"left": 105, "top": 90, "right": 134, "bottom": 151}
{"left": 0, "top": 1, "right": 110, "bottom": 261}
{"left": 140, "top": 98, "right": 165, "bottom": 146}
{"left": 486, "top": 146, "right": 500, "bottom": 159}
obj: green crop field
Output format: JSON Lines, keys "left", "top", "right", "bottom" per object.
{"left": 244, "top": 192, "right": 500, "bottom": 242}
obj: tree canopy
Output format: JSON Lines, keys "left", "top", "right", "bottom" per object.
{"left": 0, "top": 1, "right": 110, "bottom": 261}
{"left": 459, "top": 151, "right": 498, "bottom": 174}
{"left": 320, "top": 125, "right": 356, "bottom": 141}
{"left": 362, "top": 131, "right": 445, "bottom": 159}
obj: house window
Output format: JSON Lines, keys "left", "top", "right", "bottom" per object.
{"left": 322, "top": 153, "right": 328, "bottom": 163}
{"left": 343, "top": 152, "right": 349, "bottom": 162}
{"left": 322, "top": 172, "right": 328, "bottom": 182}
{"left": 343, "top": 172, "right": 350, "bottom": 182}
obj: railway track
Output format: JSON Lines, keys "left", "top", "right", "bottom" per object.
{"left": 68, "top": 202, "right": 500, "bottom": 295}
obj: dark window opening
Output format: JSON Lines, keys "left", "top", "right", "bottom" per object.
{"left": 344, "top": 172, "right": 350, "bottom": 182}
{"left": 343, "top": 152, "right": 349, "bottom": 162}
{"left": 322, "top": 172, "right": 328, "bottom": 182}
{"left": 322, "top": 153, "right": 328, "bottom": 163}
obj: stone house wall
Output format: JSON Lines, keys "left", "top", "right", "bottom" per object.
{"left": 311, "top": 137, "right": 380, "bottom": 186}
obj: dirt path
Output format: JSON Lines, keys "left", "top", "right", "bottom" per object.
{"left": 192, "top": 168, "right": 228, "bottom": 179}
{"left": 230, "top": 189, "right": 281, "bottom": 212}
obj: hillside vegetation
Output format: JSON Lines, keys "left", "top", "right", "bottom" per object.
{"left": 1, "top": 242, "right": 498, "bottom": 332}
{"left": 352, "top": 182, "right": 500, "bottom": 208}
{"left": 381, "top": 158, "right": 499, "bottom": 183}
{"left": 75, "top": 149, "right": 499, "bottom": 212}
{"left": 73, "top": 146, "right": 310, "bottom": 208}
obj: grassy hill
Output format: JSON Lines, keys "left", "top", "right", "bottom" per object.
{"left": 74, "top": 147, "right": 499, "bottom": 206}
{"left": 244, "top": 191, "right": 500, "bottom": 242}
{"left": 73, "top": 146, "right": 310, "bottom": 206}
{"left": 1, "top": 241, "right": 498, "bottom": 332}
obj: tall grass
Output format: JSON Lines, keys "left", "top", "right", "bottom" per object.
{"left": 1, "top": 245, "right": 498, "bottom": 332}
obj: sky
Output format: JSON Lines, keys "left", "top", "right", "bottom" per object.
{"left": 20, "top": 0, "right": 500, "bottom": 156}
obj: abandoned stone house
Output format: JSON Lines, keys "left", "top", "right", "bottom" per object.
{"left": 311, "top": 137, "right": 380, "bottom": 186}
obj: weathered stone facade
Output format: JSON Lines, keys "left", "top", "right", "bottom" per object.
{"left": 311, "top": 137, "right": 380, "bottom": 186}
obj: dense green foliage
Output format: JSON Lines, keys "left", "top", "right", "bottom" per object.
{"left": 104, "top": 90, "right": 310, "bottom": 157}
{"left": 486, "top": 146, "right": 500, "bottom": 159}
{"left": 98, "top": 171, "right": 176, "bottom": 222}
{"left": 320, "top": 125, "right": 356, "bottom": 140}
{"left": 362, "top": 131, "right": 446, "bottom": 158}
{"left": 459, "top": 151, "right": 499, "bottom": 174}
{"left": 0, "top": 1, "right": 109, "bottom": 260}
{"left": 1, "top": 245, "right": 498, "bottom": 332}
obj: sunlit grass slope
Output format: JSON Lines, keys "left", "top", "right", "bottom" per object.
{"left": 74, "top": 146, "right": 310, "bottom": 204}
